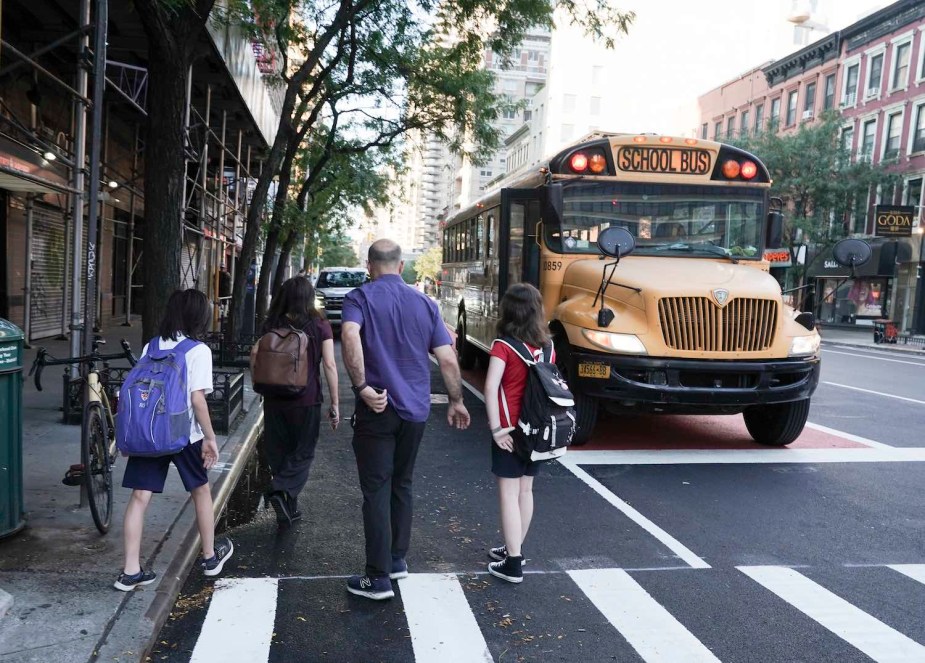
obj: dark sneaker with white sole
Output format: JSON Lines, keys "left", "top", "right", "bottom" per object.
{"left": 268, "top": 491, "right": 291, "bottom": 525}
{"left": 286, "top": 494, "right": 302, "bottom": 522}
{"left": 202, "top": 537, "right": 234, "bottom": 577}
{"left": 347, "top": 574, "right": 395, "bottom": 600}
{"left": 113, "top": 568, "right": 157, "bottom": 592}
{"left": 390, "top": 558, "right": 408, "bottom": 580}
{"left": 489, "top": 545, "right": 527, "bottom": 565}
{"left": 488, "top": 555, "right": 523, "bottom": 584}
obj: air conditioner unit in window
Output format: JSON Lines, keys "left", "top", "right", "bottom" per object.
{"left": 802, "top": 110, "right": 814, "bottom": 120}
{"left": 843, "top": 92, "right": 857, "bottom": 106}
{"left": 865, "top": 87, "right": 880, "bottom": 99}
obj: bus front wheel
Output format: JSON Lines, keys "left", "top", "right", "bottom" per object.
{"left": 554, "top": 333, "right": 598, "bottom": 445}
{"left": 456, "top": 317, "right": 478, "bottom": 370}
{"left": 743, "top": 399, "right": 810, "bottom": 447}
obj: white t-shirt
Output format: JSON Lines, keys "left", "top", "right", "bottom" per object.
{"left": 141, "top": 335, "right": 213, "bottom": 442}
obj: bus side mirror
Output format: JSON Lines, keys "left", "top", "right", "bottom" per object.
{"left": 543, "top": 183, "right": 564, "bottom": 227}
{"left": 766, "top": 211, "right": 784, "bottom": 249}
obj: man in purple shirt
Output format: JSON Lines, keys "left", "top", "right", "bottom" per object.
{"left": 341, "top": 239, "right": 470, "bottom": 600}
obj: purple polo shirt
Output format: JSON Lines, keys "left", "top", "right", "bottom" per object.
{"left": 342, "top": 274, "right": 453, "bottom": 422}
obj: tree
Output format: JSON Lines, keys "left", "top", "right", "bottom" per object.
{"left": 221, "top": 0, "right": 635, "bottom": 339}
{"left": 134, "top": 0, "right": 218, "bottom": 340}
{"left": 414, "top": 246, "right": 443, "bottom": 282}
{"left": 318, "top": 233, "right": 358, "bottom": 268}
{"left": 734, "top": 112, "right": 900, "bottom": 302}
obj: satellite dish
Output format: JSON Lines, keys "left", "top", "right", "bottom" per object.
{"left": 832, "top": 238, "right": 872, "bottom": 268}
{"left": 598, "top": 227, "right": 635, "bottom": 259}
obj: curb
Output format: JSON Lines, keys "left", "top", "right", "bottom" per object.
{"left": 821, "top": 339, "right": 925, "bottom": 356}
{"left": 0, "top": 588, "right": 12, "bottom": 618}
{"left": 90, "top": 403, "right": 264, "bottom": 663}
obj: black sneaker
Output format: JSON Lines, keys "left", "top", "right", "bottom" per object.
{"left": 347, "top": 574, "right": 395, "bottom": 600}
{"left": 285, "top": 493, "right": 302, "bottom": 522}
{"left": 488, "top": 556, "right": 523, "bottom": 584}
{"left": 268, "top": 491, "right": 291, "bottom": 525}
{"left": 489, "top": 545, "right": 527, "bottom": 565}
{"left": 202, "top": 537, "right": 234, "bottom": 577}
{"left": 113, "top": 568, "right": 157, "bottom": 592}
{"left": 389, "top": 558, "right": 408, "bottom": 580}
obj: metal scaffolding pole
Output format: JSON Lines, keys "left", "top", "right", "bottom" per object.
{"left": 123, "top": 123, "right": 139, "bottom": 326}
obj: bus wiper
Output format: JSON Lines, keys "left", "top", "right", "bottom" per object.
{"left": 695, "top": 243, "right": 739, "bottom": 264}
{"left": 655, "top": 242, "right": 738, "bottom": 264}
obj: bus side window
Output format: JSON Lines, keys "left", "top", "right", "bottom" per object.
{"left": 476, "top": 215, "right": 483, "bottom": 260}
{"left": 487, "top": 213, "right": 496, "bottom": 259}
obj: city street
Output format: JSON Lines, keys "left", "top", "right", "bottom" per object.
{"left": 148, "top": 341, "right": 925, "bottom": 663}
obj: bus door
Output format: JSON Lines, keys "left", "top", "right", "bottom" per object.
{"left": 500, "top": 189, "right": 542, "bottom": 296}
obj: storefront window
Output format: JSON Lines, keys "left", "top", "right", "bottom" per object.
{"left": 817, "top": 277, "right": 886, "bottom": 323}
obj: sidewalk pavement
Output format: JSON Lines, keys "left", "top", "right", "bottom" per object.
{"left": 0, "top": 329, "right": 264, "bottom": 663}
{"left": 819, "top": 324, "right": 925, "bottom": 354}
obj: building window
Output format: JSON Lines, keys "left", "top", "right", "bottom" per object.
{"left": 904, "top": 178, "right": 922, "bottom": 209}
{"left": 502, "top": 108, "right": 517, "bottom": 120}
{"left": 911, "top": 104, "right": 925, "bottom": 153}
{"left": 769, "top": 98, "right": 781, "bottom": 130}
{"left": 740, "top": 110, "right": 749, "bottom": 135}
{"left": 892, "top": 41, "right": 911, "bottom": 90}
{"left": 726, "top": 115, "right": 735, "bottom": 138}
{"left": 883, "top": 112, "right": 902, "bottom": 161}
{"left": 714, "top": 121, "right": 722, "bottom": 140}
{"left": 523, "top": 109, "right": 532, "bottom": 121}
{"left": 786, "top": 90, "right": 798, "bottom": 126}
{"left": 823, "top": 74, "right": 836, "bottom": 110}
{"left": 843, "top": 63, "right": 859, "bottom": 105}
{"left": 859, "top": 119, "right": 876, "bottom": 161}
{"left": 754, "top": 104, "right": 764, "bottom": 133}
{"left": 840, "top": 126, "right": 854, "bottom": 157}
{"left": 563, "top": 94, "right": 577, "bottom": 113}
{"left": 590, "top": 97, "right": 601, "bottom": 116}
{"left": 701, "top": 123, "right": 708, "bottom": 139}
{"left": 866, "top": 52, "right": 883, "bottom": 97}
{"left": 803, "top": 81, "right": 816, "bottom": 117}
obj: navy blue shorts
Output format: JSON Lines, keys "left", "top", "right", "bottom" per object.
{"left": 122, "top": 440, "right": 210, "bottom": 493}
{"left": 491, "top": 438, "right": 541, "bottom": 478}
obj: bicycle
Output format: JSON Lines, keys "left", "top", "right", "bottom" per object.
{"left": 30, "top": 334, "right": 137, "bottom": 534}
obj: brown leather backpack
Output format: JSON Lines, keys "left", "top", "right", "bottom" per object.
{"left": 250, "top": 326, "right": 312, "bottom": 397}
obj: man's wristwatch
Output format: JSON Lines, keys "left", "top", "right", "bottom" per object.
{"left": 351, "top": 382, "right": 368, "bottom": 396}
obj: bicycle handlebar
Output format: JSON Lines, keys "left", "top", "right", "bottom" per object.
{"left": 29, "top": 340, "right": 137, "bottom": 392}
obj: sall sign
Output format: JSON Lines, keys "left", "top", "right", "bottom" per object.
{"left": 874, "top": 205, "right": 914, "bottom": 238}
{"left": 617, "top": 147, "right": 711, "bottom": 175}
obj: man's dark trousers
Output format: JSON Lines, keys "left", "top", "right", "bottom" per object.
{"left": 351, "top": 401, "right": 426, "bottom": 578}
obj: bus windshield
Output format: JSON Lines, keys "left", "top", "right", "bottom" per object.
{"left": 546, "top": 182, "right": 766, "bottom": 260}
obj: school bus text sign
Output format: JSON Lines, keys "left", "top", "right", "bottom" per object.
{"left": 874, "top": 205, "right": 914, "bottom": 238}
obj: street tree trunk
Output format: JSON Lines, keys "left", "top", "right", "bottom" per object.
{"left": 274, "top": 229, "right": 299, "bottom": 293}
{"left": 135, "top": 0, "right": 216, "bottom": 340}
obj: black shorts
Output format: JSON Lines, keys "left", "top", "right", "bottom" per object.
{"left": 122, "top": 440, "right": 210, "bottom": 493}
{"left": 490, "top": 438, "right": 541, "bottom": 479}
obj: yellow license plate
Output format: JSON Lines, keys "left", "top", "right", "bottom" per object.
{"left": 578, "top": 363, "right": 611, "bottom": 379}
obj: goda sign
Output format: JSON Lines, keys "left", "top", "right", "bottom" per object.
{"left": 874, "top": 205, "right": 914, "bottom": 238}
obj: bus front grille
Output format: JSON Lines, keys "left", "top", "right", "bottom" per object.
{"left": 658, "top": 297, "right": 777, "bottom": 352}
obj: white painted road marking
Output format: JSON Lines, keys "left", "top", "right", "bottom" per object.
{"left": 398, "top": 573, "right": 493, "bottom": 663}
{"left": 804, "top": 422, "right": 892, "bottom": 449}
{"left": 823, "top": 381, "right": 925, "bottom": 406}
{"left": 889, "top": 564, "right": 925, "bottom": 586}
{"left": 569, "top": 568, "right": 721, "bottom": 662}
{"left": 190, "top": 577, "right": 278, "bottom": 663}
{"left": 558, "top": 455, "right": 710, "bottom": 569}
{"left": 822, "top": 348, "right": 925, "bottom": 367}
{"left": 739, "top": 566, "right": 925, "bottom": 663}
{"left": 565, "top": 447, "right": 925, "bottom": 465}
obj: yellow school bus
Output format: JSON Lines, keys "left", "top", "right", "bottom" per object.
{"left": 440, "top": 133, "right": 822, "bottom": 446}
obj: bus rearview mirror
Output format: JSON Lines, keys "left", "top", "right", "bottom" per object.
{"left": 766, "top": 211, "right": 783, "bottom": 249}
{"left": 543, "top": 183, "right": 564, "bottom": 227}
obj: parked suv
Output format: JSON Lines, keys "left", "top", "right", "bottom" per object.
{"left": 314, "top": 267, "right": 368, "bottom": 328}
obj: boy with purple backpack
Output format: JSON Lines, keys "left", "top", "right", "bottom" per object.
{"left": 113, "top": 289, "right": 233, "bottom": 591}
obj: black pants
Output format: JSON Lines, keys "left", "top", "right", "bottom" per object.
{"left": 351, "top": 402, "right": 426, "bottom": 578}
{"left": 263, "top": 404, "right": 321, "bottom": 501}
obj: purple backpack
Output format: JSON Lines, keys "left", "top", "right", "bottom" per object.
{"left": 116, "top": 337, "right": 198, "bottom": 457}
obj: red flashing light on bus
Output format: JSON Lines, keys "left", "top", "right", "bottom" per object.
{"left": 740, "top": 161, "right": 758, "bottom": 179}
{"left": 589, "top": 153, "right": 607, "bottom": 173}
{"left": 721, "top": 159, "right": 740, "bottom": 179}
{"left": 570, "top": 153, "right": 589, "bottom": 172}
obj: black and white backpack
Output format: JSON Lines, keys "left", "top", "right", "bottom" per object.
{"left": 498, "top": 338, "right": 576, "bottom": 462}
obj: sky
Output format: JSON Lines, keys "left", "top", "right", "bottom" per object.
{"left": 585, "top": 0, "right": 895, "bottom": 134}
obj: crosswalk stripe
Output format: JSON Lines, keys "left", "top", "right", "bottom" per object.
{"left": 190, "top": 577, "right": 278, "bottom": 663}
{"left": 739, "top": 566, "right": 925, "bottom": 662}
{"left": 888, "top": 564, "right": 925, "bottom": 585}
{"left": 568, "top": 568, "right": 721, "bottom": 662}
{"left": 398, "top": 573, "right": 493, "bottom": 663}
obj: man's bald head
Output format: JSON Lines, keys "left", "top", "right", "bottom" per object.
{"left": 367, "top": 239, "right": 403, "bottom": 277}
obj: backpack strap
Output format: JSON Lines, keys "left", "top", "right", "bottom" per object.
{"left": 496, "top": 337, "right": 549, "bottom": 365}
{"left": 174, "top": 338, "right": 199, "bottom": 355}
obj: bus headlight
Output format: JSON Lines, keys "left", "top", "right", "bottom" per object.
{"left": 581, "top": 329, "right": 648, "bottom": 355}
{"left": 789, "top": 333, "right": 820, "bottom": 357}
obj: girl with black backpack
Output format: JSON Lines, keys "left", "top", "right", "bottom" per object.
{"left": 260, "top": 277, "right": 339, "bottom": 526}
{"left": 483, "top": 283, "right": 555, "bottom": 584}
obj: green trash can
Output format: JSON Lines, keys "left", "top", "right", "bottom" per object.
{"left": 0, "top": 319, "right": 25, "bottom": 539}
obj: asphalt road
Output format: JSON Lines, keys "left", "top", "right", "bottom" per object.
{"left": 149, "top": 341, "right": 925, "bottom": 663}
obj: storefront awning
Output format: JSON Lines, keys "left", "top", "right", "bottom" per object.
{"left": 0, "top": 164, "right": 77, "bottom": 194}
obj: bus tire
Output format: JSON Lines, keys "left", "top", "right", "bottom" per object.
{"left": 743, "top": 399, "right": 810, "bottom": 447}
{"left": 553, "top": 333, "right": 598, "bottom": 445}
{"left": 456, "top": 316, "right": 478, "bottom": 370}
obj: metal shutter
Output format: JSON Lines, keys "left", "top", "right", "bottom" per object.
{"left": 30, "top": 205, "right": 67, "bottom": 339}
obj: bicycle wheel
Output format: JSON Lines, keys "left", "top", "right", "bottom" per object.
{"left": 82, "top": 403, "right": 113, "bottom": 534}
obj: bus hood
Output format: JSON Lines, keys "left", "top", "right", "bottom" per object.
{"left": 565, "top": 256, "right": 782, "bottom": 307}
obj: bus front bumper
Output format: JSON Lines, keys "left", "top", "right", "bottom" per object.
{"left": 569, "top": 350, "right": 820, "bottom": 410}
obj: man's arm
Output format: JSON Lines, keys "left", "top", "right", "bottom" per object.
{"left": 432, "top": 344, "right": 470, "bottom": 429}
{"left": 341, "top": 320, "right": 387, "bottom": 413}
